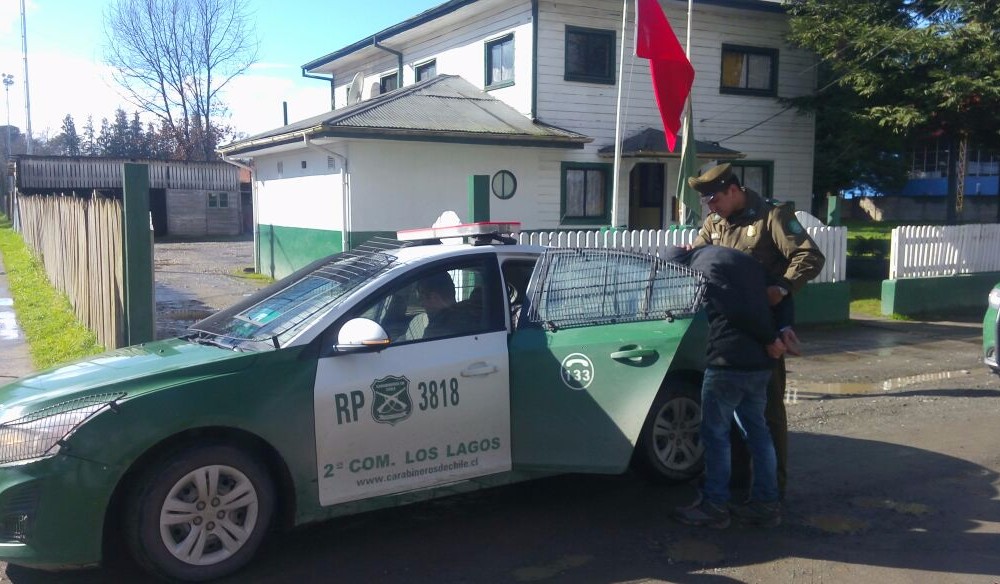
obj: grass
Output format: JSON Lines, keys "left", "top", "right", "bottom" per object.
{"left": 0, "top": 215, "right": 104, "bottom": 370}
{"left": 231, "top": 268, "right": 274, "bottom": 284}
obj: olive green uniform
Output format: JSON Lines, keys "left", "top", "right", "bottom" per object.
{"left": 692, "top": 187, "right": 825, "bottom": 496}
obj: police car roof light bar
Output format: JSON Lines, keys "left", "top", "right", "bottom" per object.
{"left": 396, "top": 221, "right": 521, "bottom": 242}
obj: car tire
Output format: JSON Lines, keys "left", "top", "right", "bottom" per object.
{"left": 124, "top": 444, "right": 275, "bottom": 582}
{"left": 634, "top": 380, "right": 704, "bottom": 483}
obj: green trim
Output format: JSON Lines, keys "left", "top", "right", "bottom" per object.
{"left": 719, "top": 44, "right": 779, "bottom": 97}
{"left": 485, "top": 33, "right": 515, "bottom": 89}
{"left": 881, "top": 272, "right": 1000, "bottom": 317}
{"left": 564, "top": 25, "right": 616, "bottom": 85}
{"left": 469, "top": 175, "right": 491, "bottom": 222}
{"left": 794, "top": 281, "right": 850, "bottom": 325}
{"left": 257, "top": 224, "right": 343, "bottom": 280}
{"left": 731, "top": 160, "right": 774, "bottom": 199}
{"left": 560, "top": 161, "right": 613, "bottom": 226}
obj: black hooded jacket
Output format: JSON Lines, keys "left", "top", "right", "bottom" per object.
{"left": 665, "top": 246, "right": 779, "bottom": 370}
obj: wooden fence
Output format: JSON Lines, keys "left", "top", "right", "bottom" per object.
{"left": 15, "top": 156, "right": 238, "bottom": 191}
{"left": 889, "top": 223, "right": 1000, "bottom": 279}
{"left": 518, "top": 225, "right": 847, "bottom": 284}
{"left": 17, "top": 192, "right": 124, "bottom": 348}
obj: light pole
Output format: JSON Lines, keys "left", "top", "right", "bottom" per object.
{"left": 1, "top": 73, "right": 11, "bottom": 163}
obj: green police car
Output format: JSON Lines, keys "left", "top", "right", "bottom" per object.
{"left": 985, "top": 283, "right": 1000, "bottom": 374}
{"left": 0, "top": 223, "right": 708, "bottom": 581}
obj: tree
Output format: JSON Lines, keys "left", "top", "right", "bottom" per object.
{"left": 51, "top": 115, "right": 83, "bottom": 156}
{"left": 81, "top": 116, "right": 97, "bottom": 157}
{"left": 785, "top": 65, "right": 910, "bottom": 212}
{"left": 788, "top": 0, "right": 1000, "bottom": 222}
{"left": 103, "top": 0, "right": 259, "bottom": 161}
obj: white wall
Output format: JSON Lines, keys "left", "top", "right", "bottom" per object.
{"left": 326, "top": 0, "right": 534, "bottom": 116}
{"left": 254, "top": 150, "right": 345, "bottom": 231}
{"left": 347, "top": 139, "right": 565, "bottom": 231}
{"left": 535, "top": 0, "right": 817, "bottom": 211}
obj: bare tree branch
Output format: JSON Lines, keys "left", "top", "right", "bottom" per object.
{"left": 103, "top": 0, "right": 259, "bottom": 160}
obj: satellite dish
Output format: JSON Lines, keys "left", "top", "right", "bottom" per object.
{"left": 347, "top": 72, "right": 364, "bottom": 105}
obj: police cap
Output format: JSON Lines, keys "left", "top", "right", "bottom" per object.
{"left": 687, "top": 163, "right": 736, "bottom": 196}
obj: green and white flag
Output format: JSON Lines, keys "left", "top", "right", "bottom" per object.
{"left": 675, "top": 103, "right": 701, "bottom": 226}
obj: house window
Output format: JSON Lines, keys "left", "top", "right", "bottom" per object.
{"left": 561, "top": 162, "right": 611, "bottom": 225}
{"left": 207, "top": 192, "right": 230, "bottom": 208}
{"left": 720, "top": 44, "right": 778, "bottom": 96}
{"left": 416, "top": 60, "right": 437, "bottom": 81}
{"left": 485, "top": 34, "right": 514, "bottom": 88}
{"left": 731, "top": 162, "right": 773, "bottom": 199}
{"left": 380, "top": 72, "right": 399, "bottom": 94}
{"left": 564, "top": 26, "right": 615, "bottom": 84}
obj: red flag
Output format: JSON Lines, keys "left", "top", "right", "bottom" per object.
{"left": 635, "top": 0, "right": 694, "bottom": 152}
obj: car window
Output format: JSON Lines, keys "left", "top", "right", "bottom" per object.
{"left": 524, "top": 249, "right": 705, "bottom": 329}
{"left": 190, "top": 243, "right": 405, "bottom": 349}
{"left": 347, "top": 256, "right": 504, "bottom": 344}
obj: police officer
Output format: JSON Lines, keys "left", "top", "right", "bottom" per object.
{"left": 687, "top": 162, "right": 825, "bottom": 498}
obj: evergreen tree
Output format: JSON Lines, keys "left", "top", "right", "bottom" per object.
{"left": 81, "top": 116, "right": 97, "bottom": 157}
{"left": 128, "top": 112, "right": 147, "bottom": 158}
{"left": 55, "top": 114, "right": 82, "bottom": 156}
{"left": 96, "top": 118, "right": 113, "bottom": 156}
{"left": 788, "top": 0, "right": 1000, "bottom": 222}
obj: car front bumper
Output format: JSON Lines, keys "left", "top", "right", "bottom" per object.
{"left": 0, "top": 454, "right": 117, "bottom": 570}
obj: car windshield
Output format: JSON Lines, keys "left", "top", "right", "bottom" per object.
{"left": 187, "top": 239, "right": 410, "bottom": 350}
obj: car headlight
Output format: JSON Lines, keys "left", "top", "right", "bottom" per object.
{"left": 0, "top": 393, "right": 124, "bottom": 465}
{"left": 990, "top": 288, "right": 1000, "bottom": 308}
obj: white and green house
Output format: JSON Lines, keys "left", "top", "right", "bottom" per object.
{"left": 219, "top": 0, "right": 817, "bottom": 279}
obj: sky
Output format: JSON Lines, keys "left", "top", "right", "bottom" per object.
{"left": 0, "top": 0, "right": 442, "bottom": 140}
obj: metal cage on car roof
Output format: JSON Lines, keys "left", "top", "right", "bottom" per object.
{"left": 524, "top": 248, "right": 706, "bottom": 330}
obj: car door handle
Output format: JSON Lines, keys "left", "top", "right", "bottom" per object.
{"left": 461, "top": 362, "right": 499, "bottom": 377}
{"left": 610, "top": 348, "right": 656, "bottom": 360}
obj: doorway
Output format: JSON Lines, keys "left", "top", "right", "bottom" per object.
{"left": 628, "top": 163, "right": 665, "bottom": 229}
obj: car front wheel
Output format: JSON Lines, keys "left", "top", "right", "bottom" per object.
{"left": 634, "top": 381, "right": 704, "bottom": 482}
{"left": 125, "top": 444, "right": 275, "bottom": 582}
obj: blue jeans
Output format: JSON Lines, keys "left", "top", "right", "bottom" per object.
{"left": 700, "top": 367, "right": 778, "bottom": 505}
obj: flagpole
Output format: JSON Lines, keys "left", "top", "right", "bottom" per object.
{"left": 678, "top": 0, "right": 694, "bottom": 225}
{"left": 611, "top": 0, "right": 629, "bottom": 230}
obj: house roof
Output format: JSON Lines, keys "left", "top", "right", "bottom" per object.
{"left": 597, "top": 128, "right": 744, "bottom": 159}
{"left": 218, "top": 75, "right": 591, "bottom": 156}
{"left": 303, "top": 0, "right": 787, "bottom": 73}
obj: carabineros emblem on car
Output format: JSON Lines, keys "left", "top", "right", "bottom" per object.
{"left": 370, "top": 375, "right": 413, "bottom": 425}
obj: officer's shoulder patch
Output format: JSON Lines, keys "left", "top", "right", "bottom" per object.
{"left": 787, "top": 218, "right": 804, "bottom": 235}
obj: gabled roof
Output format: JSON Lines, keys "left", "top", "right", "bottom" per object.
{"left": 597, "top": 128, "right": 744, "bottom": 160}
{"left": 219, "top": 75, "right": 591, "bottom": 156}
{"left": 303, "top": 0, "right": 786, "bottom": 73}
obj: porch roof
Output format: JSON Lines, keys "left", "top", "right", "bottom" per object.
{"left": 218, "top": 75, "right": 591, "bottom": 156}
{"left": 597, "top": 128, "right": 745, "bottom": 160}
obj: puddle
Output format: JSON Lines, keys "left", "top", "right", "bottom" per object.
{"left": 803, "top": 514, "right": 870, "bottom": 535}
{"left": 852, "top": 496, "right": 932, "bottom": 516}
{"left": 787, "top": 369, "right": 972, "bottom": 401}
{"left": 512, "top": 555, "right": 592, "bottom": 582}
{"left": 666, "top": 537, "right": 725, "bottom": 564}
{"left": 0, "top": 311, "right": 21, "bottom": 340}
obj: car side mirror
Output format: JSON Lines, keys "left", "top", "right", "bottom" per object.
{"left": 334, "top": 318, "right": 391, "bottom": 353}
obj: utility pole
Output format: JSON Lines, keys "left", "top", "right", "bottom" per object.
{"left": 20, "top": 0, "right": 32, "bottom": 154}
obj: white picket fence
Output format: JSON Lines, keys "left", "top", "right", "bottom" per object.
{"left": 889, "top": 223, "right": 1000, "bottom": 279}
{"left": 517, "top": 225, "right": 847, "bottom": 284}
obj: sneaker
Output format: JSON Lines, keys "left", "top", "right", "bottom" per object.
{"left": 672, "top": 500, "right": 731, "bottom": 529}
{"left": 731, "top": 500, "right": 781, "bottom": 527}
